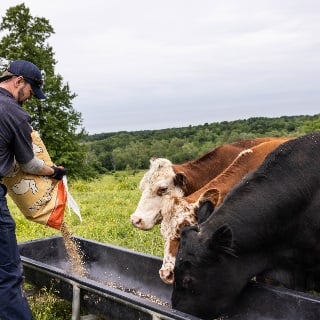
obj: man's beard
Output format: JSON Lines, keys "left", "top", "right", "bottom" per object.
{"left": 17, "top": 87, "right": 27, "bottom": 105}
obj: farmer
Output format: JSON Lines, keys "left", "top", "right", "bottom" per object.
{"left": 0, "top": 59, "right": 67, "bottom": 319}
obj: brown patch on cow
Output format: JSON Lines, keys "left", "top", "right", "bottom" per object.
{"left": 173, "top": 172, "right": 187, "bottom": 192}
{"left": 176, "top": 219, "right": 192, "bottom": 235}
{"left": 198, "top": 188, "right": 220, "bottom": 206}
{"left": 172, "top": 137, "right": 289, "bottom": 195}
{"left": 168, "top": 238, "right": 180, "bottom": 257}
{"left": 172, "top": 145, "right": 244, "bottom": 194}
{"left": 184, "top": 138, "right": 291, "bottom": 207}
{"left": 230, "top": 137, "right": 289, "bottom": 148}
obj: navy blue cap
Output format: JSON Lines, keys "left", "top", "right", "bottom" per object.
{"left": 7, "top": 60, "right": 46, "bottom": 99}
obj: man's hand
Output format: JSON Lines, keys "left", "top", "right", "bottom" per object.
{"left": 51, "top": 166, "right": 67, "bottom": 180}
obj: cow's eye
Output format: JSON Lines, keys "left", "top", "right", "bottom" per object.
{"left": 157, "top": 187, "right": 168, "bottom": 196}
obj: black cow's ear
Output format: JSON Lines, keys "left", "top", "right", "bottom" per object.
{"left": 196, "top": 200, "right": 215, "bottom": 224}
{"left": 209, "top": 224, "right": 235, "bottom": 256}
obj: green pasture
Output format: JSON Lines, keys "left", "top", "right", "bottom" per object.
{"left": 11, "top": 171, "right": 164, "bottom": 319}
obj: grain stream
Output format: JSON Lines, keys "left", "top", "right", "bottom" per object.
{"left": 60, "top": 221, "right": 87, "bottom": 277}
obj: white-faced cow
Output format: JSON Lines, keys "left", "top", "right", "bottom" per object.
{"left": 130, "top": 137, "right": 286, "bottom": 230}
{"left": 172, "top": 133, "right": 320, "bottom": 320}
{"left": 159, "top": 138, "right": 290, "bottom": 284}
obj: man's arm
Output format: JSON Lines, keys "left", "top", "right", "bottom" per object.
{"left": 20, "top": 157, "right": 66, "bottom": 179}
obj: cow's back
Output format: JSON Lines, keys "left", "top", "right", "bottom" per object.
{"left": 172, "top": 137, "right": 289, "bottom": 194}
{"left": 209, "top": 133, "right": 320, "bottom": 250}
{"left": 172, "top": 144, "right": 245, "bottom": 194}
{"left": 230, "top": 136, "right": 289, "bottom": 149}
{"left": 184, "top": 138, "right": 290, "bottom": 206}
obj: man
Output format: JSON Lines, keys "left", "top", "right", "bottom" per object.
{"left": 0, "top": 59, "right": 66, "bottom": 319}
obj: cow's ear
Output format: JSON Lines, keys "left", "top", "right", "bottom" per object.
{"left": 174, "top": 172, "right": 187, "bottom": 189}
{"left": 209, "top": 224, "right": 235, "bottom": 256}
{"left": 196, "top": 200, "right": 215, "bottom": 224}
{"left": 199, "top": 188, "right": 220, "bottom": 206}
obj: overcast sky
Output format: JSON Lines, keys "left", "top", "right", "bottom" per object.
{"left": 1, "top": 1, "right": 320, "bottom": 134}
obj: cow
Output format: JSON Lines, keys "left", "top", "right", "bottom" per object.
{"left": 130, "top": 137, "right": 287, "bottom": 230}
{"left": 171, "top": 133, "right": 320, "bottom": 320}
{"left": 159, "top": 138, "right": 290, "bottom": 284}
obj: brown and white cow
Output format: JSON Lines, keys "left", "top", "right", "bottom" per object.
{"left": 130, "top": 137, "right": 286, "bottom": 230}
{"left": 158, "top": 138, "right": 290, "bottom": 284}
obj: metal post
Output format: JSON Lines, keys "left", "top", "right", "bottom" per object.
{"left": 72, "top": 284, "right": 81, "bottom": 320}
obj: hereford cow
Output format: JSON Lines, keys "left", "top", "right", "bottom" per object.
{"left": 130, "top": 137, "right": 286, "bottom": 230}
{"left": 171, "top": 133, "right": 320, "bottom": 320}
{"left": 159, "top": 138, "right": 290, "bottom": 284}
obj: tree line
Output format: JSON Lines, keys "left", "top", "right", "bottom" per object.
{"left": 83, "top": 114, "right": 320, "bottom": 173}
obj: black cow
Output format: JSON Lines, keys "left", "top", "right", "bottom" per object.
{"left": 171, "top": 133, "right": 320, "bottom": 320}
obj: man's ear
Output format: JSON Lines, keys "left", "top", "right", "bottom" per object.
{"left": 13, "top": 75, "right": 25, "bottom": 88}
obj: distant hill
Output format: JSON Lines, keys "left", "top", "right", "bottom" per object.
{"left": 83, "top": 114, "right": 320, "bottom": 172}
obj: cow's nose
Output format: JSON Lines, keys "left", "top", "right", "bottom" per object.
{"left": 130, "top": 215, "right": 143, "bottom": 228}
{"left": 159, "top": 268, "right": 174, "bottom": 284}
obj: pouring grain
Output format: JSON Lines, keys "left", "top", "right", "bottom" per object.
{"left": 60, "top": 221, "right": 87, "bottom": 277}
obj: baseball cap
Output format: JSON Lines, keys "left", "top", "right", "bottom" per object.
{"left": 6, "top": 60, "right": 46, "bottom": 99}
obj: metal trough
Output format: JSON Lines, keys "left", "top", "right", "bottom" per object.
{"left": 18, "top": 236, "right": 320, "bottom": 320}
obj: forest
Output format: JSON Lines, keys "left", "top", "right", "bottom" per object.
{"left": 82, "top": 114, "right": 320, "bottom": 173}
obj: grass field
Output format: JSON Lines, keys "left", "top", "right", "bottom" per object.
{"left": 10, "top": 171, "right": 164, "bottom": 319}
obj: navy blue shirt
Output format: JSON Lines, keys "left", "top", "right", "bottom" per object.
{"left": 0, "top": 88, "right": 34, "bottom": 177}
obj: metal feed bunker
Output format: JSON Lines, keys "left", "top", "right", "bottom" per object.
{"left": 19, "top": 236, "right": 320, "bottom": 320}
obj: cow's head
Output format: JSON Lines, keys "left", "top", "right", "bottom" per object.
{"left": 172, "top": 203, "right": 245, "bottom": 319}
{"left": 130, "top": 157, "right": 185, "bottom": 230}
{"left": 159, "top": 199, "right": 216, "bottom": 284}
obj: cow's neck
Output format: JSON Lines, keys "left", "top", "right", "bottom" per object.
{"left": 237, "top": 250, "right": 274, "bottom": 281}
{"left": 172, "top": 147, "right": 237, "bottom": 192}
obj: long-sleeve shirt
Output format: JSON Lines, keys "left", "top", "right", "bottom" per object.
{"left": 0, "top": 87, "right": 39, "bottom": 178}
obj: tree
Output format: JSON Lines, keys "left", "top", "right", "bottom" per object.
{"left": 0, "top": 4, "right": 96, "bottom": 179}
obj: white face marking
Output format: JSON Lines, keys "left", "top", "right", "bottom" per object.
{"left": 130, "top": 158, "right": 183, "bottom": 230}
